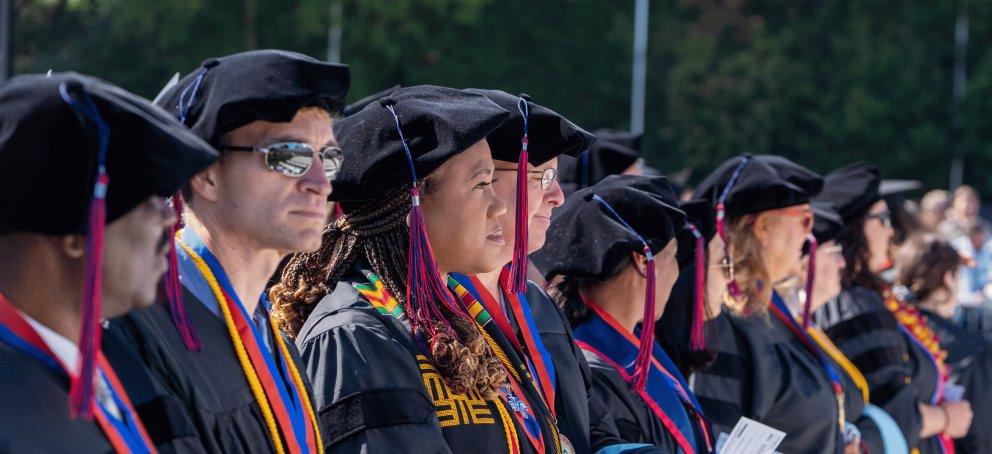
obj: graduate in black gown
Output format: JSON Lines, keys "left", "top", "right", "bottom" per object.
{"left": 534, "top": 174, "right": 717, "bottom": 453}
{"left": 783, "top": 202, "right": 910, "bottom": 453}
{"left": 655, "top": 200, "right": 725, "bottom": 378}
{"left": 446, "top": 89, "right": 661, "bottom": 453}
{"left": 0, "top": 73, "right": 217, "bottom": 452}
{"left": 814, "top": 163, "right": 973, "bottom": 453}
{"left": 271, "top": 86, "right": 568, "bottom": 452}
{"left": 689, "top": 154, "right": 867, "bottom": 453}
{"left": 105, "top": 49, "right": 349, "bottom": 453}
{"left": 892, "top": 234, "right": 989, "bottom": 453}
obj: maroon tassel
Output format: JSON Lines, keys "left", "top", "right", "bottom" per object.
{"left": 164, "top": 192, "right": 200, "bottom": 351}
{"left": 802, "top": 234, "right": 818, "bottom": 329}
{"left": 632, "top": 245, "right": 657, "bottom": 392}
{"left": 69, "top": 172, "right": 108, "bottom": 419}
{"left": 507, "top": 140, "right": 529, "bottom": 294}
{"left": 688, "top": 223, "right": 707, "bottom": 352}
{"left": 386, "top": 103, "right": 468, "bottom": 349}
{"left": 506, "top": 98, "right": 531, "bottom": 295}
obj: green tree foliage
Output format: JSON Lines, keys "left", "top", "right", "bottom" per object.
{"left": 11, "top": 0, "right": 992, "bottom": 192}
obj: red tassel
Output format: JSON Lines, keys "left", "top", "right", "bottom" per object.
{"left": 69, "top": 172, "right": 109, "bottom": 419}
{"left": 802, "top": 234, "right": 818, "bottom": 329}
{"left": 406, "top": 186, "right": 467, "bottom": 344}
{"left": 632, "top": 245, "right": 657, "bottom": 392}
{"left": 688, "top": 224, "right": 707, "bottom": 352}
{"left": 507, "top": 140, "right": 529, "bottom": 294}
{"left": 164, "top": 192, "right": 200, "bottom": 351}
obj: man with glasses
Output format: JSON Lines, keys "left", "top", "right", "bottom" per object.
{"left": 105, "top": 49, "right": 349, "bottom": 453}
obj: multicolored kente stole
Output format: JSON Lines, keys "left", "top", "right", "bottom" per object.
{"left": 352, "top": 271, "right": 529, "bottom": 454}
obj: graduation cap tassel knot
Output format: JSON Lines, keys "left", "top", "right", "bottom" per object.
{"left": 591, "top": 194, "right": 655, "bottom": 392}
{"left": 59, "top": 83, "right": 110, "bottom": 419}
{"left": 802, "top": 234, "right": 818, "bottom": 329}
{"left": 507, "top": 98, "right": 530, "bottom": 295}
{"left": 688, "top": 223, "right": 707, "bottom": 352}
{"left": 164, "top": 193, "right": 201, "bottom": 351}
{"left": 386, "top": 104, "right": 468, "bottom": 350}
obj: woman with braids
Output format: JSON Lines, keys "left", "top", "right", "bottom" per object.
{"left": 893, "top": 234, "right": 990, "bottom": 453}
{"left": 533, "top": 174, "right": 716, "bottom": 453}
{"left": 269, "top": 85, "right": 567, "bottom": 453}
{"left": 814, "top": 164, "right": 972, "bottom": 453}
{"left": 688, "top": 154, "right": 865, "bottom": 453}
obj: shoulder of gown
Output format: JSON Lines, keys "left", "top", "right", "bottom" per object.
{"left": 817, "top": 287, "right": 923, "bottom": 448}
{"left": 523, "top": 281, "right": 644, "bottom": 453}
{"left": 0, "top": 341, "right": 114, "bottom": 452}
{"left": 295, "top": 280, "right": 451, "bottom": 453}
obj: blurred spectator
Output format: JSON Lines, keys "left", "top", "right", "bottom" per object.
{"left": 920, "top": 189, "right": 950, "bottom": 232}
{"left": 938, "top": 186, "right": 992, "bottom": 306}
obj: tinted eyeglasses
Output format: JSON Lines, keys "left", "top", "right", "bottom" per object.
{"left": 866, "top": 211, "right": 892, "bottom": 229}
{"left": 220, "top": 142, "right": 343, "bottom": 180}
{"left": 495, "top": 167, "right": 559, "bottom": 190}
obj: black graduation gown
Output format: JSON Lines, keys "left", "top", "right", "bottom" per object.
{"left": 295, "top": 269, "right": 540, "bottom": 453}
{"left": 923, "top": 310, "right": 992, "bottom": 454}
{"left": 522, "top": 282, "right": 658, "bottom": 453}
{"left": 0, "top": 342, "right": 115, "bottom": 453}
{"left": 817, "top": 287, "right": 943, "bottom": 453}
{"left": 692, "top": 310, "right": 845, "bottom": 454}
{"left": 105, "top": 286, "right": 312, "bottom": 453}
{"left": 583, "top": 354, "right": 680, "bottom": 453}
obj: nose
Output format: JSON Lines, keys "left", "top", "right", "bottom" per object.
{"left": 546, "top": 179, "right": 565, "bottom": 208}
{"left": 487, "top": 187, "right": 508, "bottom": 219}
{"left": 299, "top": 152, "right": 333, "bottom": 199}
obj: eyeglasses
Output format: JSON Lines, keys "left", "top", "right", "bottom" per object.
{"left": 220, "top": 142, "right": 343, "bottom": 180}
{"left": 494, "top": 167, "right": 559, "bottom": 190}
{"left": 866, "top": 211, "right": 892, "bottom": 229}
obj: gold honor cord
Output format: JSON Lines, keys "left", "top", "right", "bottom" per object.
{"left": 807, "top": 326, "right": 870, "bottom": 403}
{"left": 179, "top": 238, "right": 323, "bottom": 454}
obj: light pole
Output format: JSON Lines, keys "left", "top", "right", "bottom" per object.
{"left": 630, "top": 0, "right": 649, "bottom": 134}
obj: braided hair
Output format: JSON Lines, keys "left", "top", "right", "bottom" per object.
{"left": 270, "top": 184, "right": 507, "bottom": 398}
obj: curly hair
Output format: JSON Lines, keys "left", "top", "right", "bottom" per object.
{"left": 837, "top": 214, "right": 888, "bottom": 294}
{"left": 269, "top": 185, "right": 508, "bottom": 398}
{"left": 723, "top": 214, "right": 772, "bottom": 314}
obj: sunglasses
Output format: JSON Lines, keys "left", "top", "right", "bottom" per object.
{"left": 866, "top": 211, "right": 893, "bottom": 229}
{"left": 495, "top": 167, "right": 559, "bottom": 191}
{"left": 220, "top": 142, "right": 343, "bottom": 180}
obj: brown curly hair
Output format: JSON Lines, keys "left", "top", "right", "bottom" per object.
{"left": 269, "top": 185, "right": 508, "bottom": 398}
{"left": 894, "top": 234, "right": 965, "bottom": 304}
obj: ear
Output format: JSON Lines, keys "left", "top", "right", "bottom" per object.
{"left": 752, "top": 213, "right": 773, "bottom": 248}
{"left": 188, "top": 163, "right": 223, "bottom": 203}
{"left": 630, "top": 250, "right": 648, "bottom": 278}
{"left": 943, "top": 270, "right": 957, "bottom": 289}
{"left": 54, "top": 234, "right": 87, "bottom": 260}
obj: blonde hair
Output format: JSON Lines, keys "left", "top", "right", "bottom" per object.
{"left": 724, "top": 213, "right": 772, "bottom": 314}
